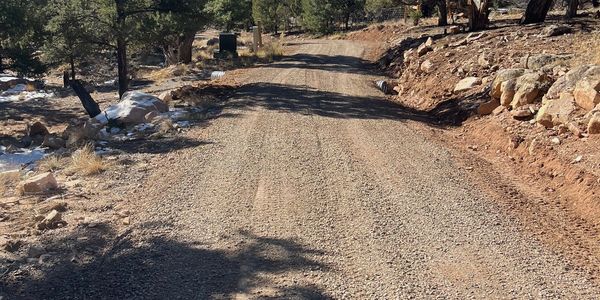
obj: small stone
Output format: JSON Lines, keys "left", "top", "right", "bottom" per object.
{"left": 571, "top": 155, "right": 583, "bottom": 164}
{"left": 588, "top": 113, "right": 600, "bottom": 134}
{"left": 20, "top": 172, "right": 58, "bottom": 194}
{"left": 511, "top": 108, "right": 534, "bottom": 120}
{"left": 551, "top": 137, "right": 561, "bottom": 145}
{"left": 122, "top": 217, "right": 131, "bottom": 225}
{"left": 420, "top": 60, "right": 434, "bottom": 73}
{"left": 417, "top": 44, "right": 432, "bottom": 56}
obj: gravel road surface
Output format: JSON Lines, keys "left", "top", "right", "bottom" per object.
{"left": 8, "top": 40, "right": 600, "bottom": 299}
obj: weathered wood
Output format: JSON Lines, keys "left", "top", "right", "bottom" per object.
{"left": 70, "top": 80, "right": 101, "bottom": 118}
{"left": 468, "top": 0, "right": 489, "bottom": 31}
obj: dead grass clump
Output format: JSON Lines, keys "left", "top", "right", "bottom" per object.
{"left": 148, "top": 64, "right": 192, "bottom": 82}
{"left": 0, "top": 171, "right": 20, "bottom": 196}
{"left": 38, "top": 155, "right": 66, "bottom": 172}
{"left": 256, "top": 40, "right": 285, "bottom": 61}
{"left": 68, "top": 144, "right": 111, "bottom": 176}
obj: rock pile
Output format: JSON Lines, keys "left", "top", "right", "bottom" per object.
{"left": 488, "top": 64, "right": 600, "bottom": 134}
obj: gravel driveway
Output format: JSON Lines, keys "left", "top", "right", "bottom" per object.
{"left": 5, "top": 39, "right": 600, "bottom": 299}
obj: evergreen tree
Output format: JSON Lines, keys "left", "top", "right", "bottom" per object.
{"left": 205, "top": 0, "right": 252, "bottom": 31}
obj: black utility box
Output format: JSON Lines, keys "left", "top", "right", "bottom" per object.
{"left": 217, "top": 33, "right": 238, "bottom": 58}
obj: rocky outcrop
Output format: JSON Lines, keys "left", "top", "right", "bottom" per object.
{"left": 520, "top": 54, "right": 572, "bottom": 71}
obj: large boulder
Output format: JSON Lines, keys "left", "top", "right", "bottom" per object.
{"left": 573, "top": 74, "right": 600, "bottom": 111}
{"left": 535, "top": 92, "right": 578, "bottom": 128}
{"left": 96, "top": 91, "right": 169, "bottom": 125}
{"left": 500, "top": 80, "right": 517, "bottom": 107}
{"left": 545, "top": 65, "right": 600, "bottom": 101}
{"left": 520, "top": 54, "right": 572, "bottom": 71}
{"left": 491, "top": 69, "right": 527, "bottom": 99}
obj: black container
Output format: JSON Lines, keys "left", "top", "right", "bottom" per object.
{"left": 219, "top": 33, "right": 237, "bottom": 54}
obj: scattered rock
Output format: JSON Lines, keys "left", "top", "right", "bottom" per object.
{"left": 448, "top": 26, "right": 461, "bottom": 34}
{"left": 520, "top": 54, "right": 572, "bottom": 71}
{"left": 541, "top": 25, "right": 573, "bottom": 37}
{"left": 420, "top": 60, "right": 434, "bottom": 73}
{"left": 536, "top": 92, "right": 577, "bottom": 128}
{"left": 573, "top": 75, "right": 600, "bottom": 111}
{"left": 37, "top": 209, "right": 63, "bottom": 230}
{"left": 417, "top": 43, "right": 432, "bottom": 56}
{"left": 492, "top": 105, "right": 507, "bottom": 116}
{"left": 511, "top": 107, "right": 534, "bottom": 120}
{"left": 510, "top": 72, "right": 552, "bottom": 109}
{"left": 27, "top": 122, "right": 49, "bottom": 137}
{"left": 567, "top": 122, "right": 583, "bottom": 138}
{"left": 551, "top": 137, "right": 561, "bottom": 145}
{"left": 145, "top": 111, "right": 159, "bottom": 122}
{"left": 546, "top": 65, "right": 600, "bottom": 101}
{"left": 158, "top": 91, "right": 173, "bottom": 104}
{"left": 571, "top": 155, "right": 583, "bottom": 164}
{"left": 509, "top": 135, "right": 524, "bottom": 149}
{"left": 477, "top": 98, "right": 500, "bottom": 115}
{"left": 20, "top": 172, "right": 58, "bottom": 194}
{"left": 500, "top": 80, "right": 517, "bottom": 107}
{"left": 491, "top": 69, "right": 527, "bottom": 99}
{"left": 41, "top": 134, "right": 65, "bottom": 150}
{"left": 588, "top": 113, "right": 600, "bottom": 134}
{"left": 425, "top": 37, "right": 433, "bottom": 47}
{"left": 1, "top": 237, "right": 22, "bottom": 252}
{"left": 478, "top": 53, "right": 491, "bottom": 68}
{"left": 454, "top": 77, "right": 482, "bottom": 93}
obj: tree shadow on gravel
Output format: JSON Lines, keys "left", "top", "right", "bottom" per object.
{"left": 0, "top": 224, "right": 329, "bottom": 299}
{"left": 228, "top": 83, "right": 480, "bottom": 127}
{"left": 103, "top": 136, "right": 212, "bottom": 155}
{"left": 0, "top": 98, "right": 85, "bottom": 127}
{"left": 266, "top": 53, "right": 379, "bottom": 76}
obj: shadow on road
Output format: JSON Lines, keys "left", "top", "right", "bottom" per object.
{"left": 266, "top": 53, "right": 378, "bottom": 76}
{"left": 228, "top": 83, "right": 480, "bottom": 127}
{"left": 0, "top": 224, "right": 329, "bottom": 299}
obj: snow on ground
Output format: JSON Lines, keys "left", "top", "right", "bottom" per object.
{"left": 0, "top": 84, "right": 54, "bottom": 103}
{"left": 0, "top": 147, "right": 46, "bottom": 172}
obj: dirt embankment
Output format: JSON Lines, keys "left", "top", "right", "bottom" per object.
{"left": 363, "top": 14, "right": 600, "bottom": 282}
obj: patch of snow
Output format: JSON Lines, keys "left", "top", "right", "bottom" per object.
{"left": 174, "top": 121, "right": 191, "bottom": 129}
{"left": 0, "top": 84, "right": 54, "bottom": 102}
{"left": 0, "top": 147, "right": 46, "bottom": 172}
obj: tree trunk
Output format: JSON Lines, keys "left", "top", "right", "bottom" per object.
{"left": 178, "top": 32, "right": 196, "bottom": 64}
{"left": 70, "top": 80, "right": 101, "bottom": 118}
{"left": 520, "top": 0, "right": 553, "bottom": 24}
{"left": 593, "top": 0, "right": 599, "bottom": 7}
{"left": 438, "top": 0, "right": 448, "bottom": 26}
{"left": 70, "top": 55, "right": 76, "bottom": 81}
{"left": 115, "top": 0, "right": 128, "bottom": 98}
{"left": 468, "top": 0, "right": 489, "bottom": 31}
{"left": 566, "top": 0, "right": 578, "bottom": 18}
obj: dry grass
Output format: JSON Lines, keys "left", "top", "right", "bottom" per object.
{"left": 67, "top": 144, "right": 111, "bottom": 176}
{"left": 147, "top": 64, "right": 192, "bottom": 82}
{"left": 256, "top": 39, "right": 285, "bottom": 61}
{"left": 0, "top": 170, "right": 20, "bottom": 196}
{"left": 38, "top": 155, "right": 66, "bottom": 172}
